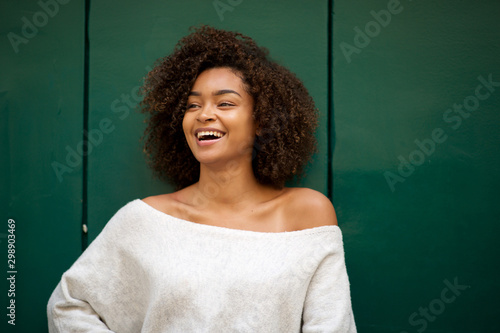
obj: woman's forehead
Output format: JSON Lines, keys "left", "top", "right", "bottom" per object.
{"left": 191, "top": 68, "right": 247, "bottom": 94}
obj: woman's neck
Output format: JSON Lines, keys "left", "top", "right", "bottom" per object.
{"left": 192, "top": 157, "right": 274, "bottom": 210}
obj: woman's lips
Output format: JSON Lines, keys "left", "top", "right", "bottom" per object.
{"left": 196, "top": 135, "right": 224, "bottom": 146}
{"left": 195, "top": 128, "right": 226, "bottom": 146}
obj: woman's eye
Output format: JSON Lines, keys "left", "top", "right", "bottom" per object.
{"left": 219, "top": 102, "right": 234, "bottom": 107}
{"left": 187, "top": 104, "right": 199, "bottom": 109}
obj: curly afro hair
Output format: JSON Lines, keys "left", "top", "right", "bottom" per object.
{"left": 140, "top": 25, "right": 319, "bottom": 190}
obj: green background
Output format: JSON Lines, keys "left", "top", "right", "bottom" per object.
{"left": 1, "top": 0, "right": 499, "bottom": 332}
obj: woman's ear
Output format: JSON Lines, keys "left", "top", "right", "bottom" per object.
{"left": 255, "top": 121, "right": 261, "bottom": 136}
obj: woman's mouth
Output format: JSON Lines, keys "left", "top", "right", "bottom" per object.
{"left": 196, "top": 130, "right": 226, "bottom": 146}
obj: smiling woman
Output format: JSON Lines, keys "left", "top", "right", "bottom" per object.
{"left": 183, "top": 67, "right": 256, "bottom": 168}
{"left": 47, "top": 25, "right": 357, "bottom": 332}
{"left": 140, "top": 26, "right": 320, "bottom": 190}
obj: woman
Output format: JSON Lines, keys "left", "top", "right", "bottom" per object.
{"left": 47, "top": 25, "right": 356, "bottom": 332}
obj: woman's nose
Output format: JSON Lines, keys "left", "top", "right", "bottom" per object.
{"left": 197, "top": 105, "right": 216, "bottom": 122}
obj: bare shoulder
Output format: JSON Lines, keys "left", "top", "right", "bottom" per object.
{"left": 141, "top": 187, "right": 190, "bottom": 214}
{"left": 284, "top": 187, "right": 338, "bottom": 230}
{"left": 141, "top": 193, "right": 173, "bottom": 208}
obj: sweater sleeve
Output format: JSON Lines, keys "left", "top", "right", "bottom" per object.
{"left": 47, "top": 203, "right": 143, "bottom": 333}
{"left": 47, "top": 280, "right": 114, "bottom": 333}
{"left": 301, "top": 230, "right": 357, "bottom": 333}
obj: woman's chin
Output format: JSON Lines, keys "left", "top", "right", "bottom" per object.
{"left": 194, "top": 152, "right": 247, "bottom": 169}
{"left": 193, "top": 153, "right": 225, "bottom": 166}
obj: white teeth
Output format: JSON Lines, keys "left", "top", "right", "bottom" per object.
{"left": 196, "top": 131, "right": 224, "bottom": 139}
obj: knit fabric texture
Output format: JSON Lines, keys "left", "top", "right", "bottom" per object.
{"left": 48, "top": 199, "right": 356, "bottom": 332}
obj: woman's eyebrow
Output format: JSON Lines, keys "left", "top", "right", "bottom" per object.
{"left": 214, "top": 89, "right": 241, "bottom": 97}
{"left": 188, "top": 89, "right": 242, "bottom": 97}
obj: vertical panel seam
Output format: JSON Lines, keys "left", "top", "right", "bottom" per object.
{"left": 82, "top": 0, "right": 91, "bottom": 252}
{"left": 327, "top": 0, "right": 334, "bottom": 201}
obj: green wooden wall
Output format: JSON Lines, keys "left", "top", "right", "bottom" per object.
{"left": 85, "top": 0, "right": 329, "bottom": 242}
{"left": 1, "top": 1, "right": 84, "bottom": 332}
{"left": 1, "top": 0, "right": 499, "bottom": 332}
{"left": 333, "top": 1, "right": 500, "bottom": 332}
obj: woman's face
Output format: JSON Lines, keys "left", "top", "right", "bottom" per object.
{"left": 182, "top": 67, "right": 256, "bottom": 166}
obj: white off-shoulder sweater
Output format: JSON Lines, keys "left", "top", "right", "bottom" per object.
{"left": 47, "top": 199, "right": 356, "bottom": 332}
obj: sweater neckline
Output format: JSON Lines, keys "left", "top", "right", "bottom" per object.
{"left": 135, "top": 198, "right": 339, "bottom": 236}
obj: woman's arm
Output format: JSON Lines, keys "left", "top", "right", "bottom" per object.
{"left": 48, "top": 280, "right": 114, "bottom": 332}
{"left": 47, "top": 202, "right": 143, "bottom": 332}
{"left": 293, "top": 189, "right": 356, "bottom": 332}
{"left": 301, "top": 241, "right": 357, "bottom": 332}
{"left": 47, "top": 221, "right": 120, "bottom": 333}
